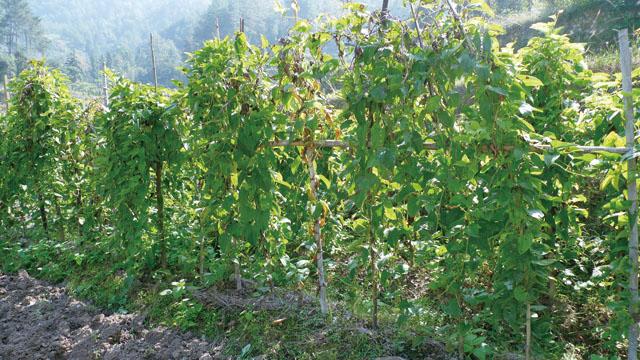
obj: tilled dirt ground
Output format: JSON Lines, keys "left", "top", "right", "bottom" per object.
{"left": 0, "top": 271, "right": 223, "bottom": 360}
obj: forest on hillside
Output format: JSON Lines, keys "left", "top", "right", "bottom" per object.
{"left": 0, "top": 0, "right": 636, "bottom": 91}
{"left": 2, "top": 0, "right": 410, "bottom": 90}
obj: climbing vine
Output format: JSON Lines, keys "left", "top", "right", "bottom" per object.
{"left": 99, "top": 76, "right": 183, "bottom": 270}
{"left": 0, "top": 61, "right": 79, "bottom": 240}
{"left": 0, "top": 2, "right": 638, "bottom": 358}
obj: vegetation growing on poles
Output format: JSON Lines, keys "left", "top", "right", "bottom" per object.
{"left": 0, "top": 2, "right": 639, "bottom": 358}
{"left": 99, "top": 76, "right": 183, "bottom": 270}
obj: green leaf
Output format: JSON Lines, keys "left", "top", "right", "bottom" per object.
{"left": 436, "top": 245, "right": 448, "bottom": 256}
{"left": 384, "top": 206, "right": 397, "bottom": 220}
{"left": 518, "top": 235, "right": 532, "bottom": 254}
{"left": 530, "top": 21, "right": 554, "bottom": 34}
{"left": 514, "top": 286, "right": 528, "bottom": 302}
{"left": 518, "top": 75, "right": 544, "bottom": 87}
{"left": 532, "top": 259, "right": 556, "bottom": 266}
{"left": 544, "top": 153, "right": 560, "bottom": 167}
{"left": 443, "top": 299, "right": 462, "bottom": 316}
{"left": 486, "top": 86, "right": 508, "bottom": 96}
{"left": 370, "top": 86, "right": 387, "bottom": 102}
{"left": 261, "top": 35, "right": 270, "bottom": 49}
{"left": 318, "top": 174, "right": 331, "bottom": 189}
{"left": 292, "top": 20, "right": 312, "bottom": 33}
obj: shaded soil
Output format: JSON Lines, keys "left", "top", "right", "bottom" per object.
{"left": 0, "top": 270, "right": 222, "bottom": 360}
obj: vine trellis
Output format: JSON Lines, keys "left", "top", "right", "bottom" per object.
{"left": 265, "top": 30, "right": 639, "bottom": 359}
{"left": 2, "top": 1, "right": 639, "bottom": 358}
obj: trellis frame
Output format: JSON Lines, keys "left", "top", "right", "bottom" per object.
{"left": 265, "top": 24, "right": 639, "bottom": 360}
{"left": 126, "top": 5, "right": 638, "bottom": 357}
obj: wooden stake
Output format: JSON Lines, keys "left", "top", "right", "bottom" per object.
{"left": 381, "top": 0, "right": 389, "bottom": 17}
{"left": 444, "top": 0, "right": 461, "bottom": 21}
{"left": 619, "top": 28, "right": 639, "bottom": 360}
{"left": 305, "top": 148, "right": 329, "bottom": 314}
{"left": 196, "top": 180, "right": 207, "bottom": 276}
{"left": 216, "top": 17, "right": 221, "bottom": 39}
{"left": 38, "top": 193, "right": 48, "bottom": 237}
{"left": 369, "top": 203, "right": 378, "bottom": 329}
{"left": 102, "top": 62, "right": 109, "bottom": 107}
{"left": 150, "top": 33, "right": 159, "bottom": 91}
{"left": 444, "top": 0, "right": 472, "bottom": 52}
{"left": 3, "top": 74, "right": 9, "bottom": 112}
{"left": 233, "top": 17, "right": 245, "bottom": 291}
{"left": 55, "top": 197, "right": 65, "bottom": 242}
{"left": 234, "top": 234, "right": 242, "bottom": 290}
{"left": 409, "top": 2, "right": 424, "bottom": 48}
{"left": 156, "top": 162, "right": 167, "bottom": 269}
{"left": 149, "top": 33, "right": 165, "bottom": 268}
{"left": 525, "top": 303, "right": 531, "bottom": 360}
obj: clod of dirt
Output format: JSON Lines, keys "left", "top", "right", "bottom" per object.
{"left": 0, "top": 271, "right": 224, "bottom": 359}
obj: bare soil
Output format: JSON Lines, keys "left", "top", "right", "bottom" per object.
{"left": 0, "top": 270, "right": 222, "bottom": 360}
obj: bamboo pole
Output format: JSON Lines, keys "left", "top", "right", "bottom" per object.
{"left": 150, "top": 34, "right": 159, "bottom": 91}
{"left": 619, "top": 28, "right": 638, "bottom": 360}
{"left": 305, "top": 148, "right": 329, "bottom": 314}
{"left": 233, "top": 19, "right": 246, "bottom": 291}
{"left": 102, "top": 62, "right": 109, "bottom": 108}
{"left": 381, "top": 0, "right": 389, "bottom": 18}
{"left": 525, "top": 302, "right": 531, "bottom": 360}
{"left": 444, "top": 0, "right": 472, "bottom": 52}
{"left": 409, "top": 2, "right": 424, "bottom": 48}
{"left": 149, "top": 33, "right": 166, "bottom": 269}
{"left": 38, "top": 193, "right": 48, "bottom": 237}
{"left": 55, "top": 198, "right": 65, "bottom": 242}
{"left": 369, "top": 202, "right": 378, "bottom": 329}
{"left": 216, "top": 17, "right": 221, "bottom": 39}
{"left": 534, "top": 144, "right": 628, "bottom": 154}
{"left": 3, "top": 74, "right": 9, "bottom": 112}
{"left": 270, "top": 140, "right": 349, "bottom": 148}
{"left": 444, "top": 0, "right": 461, "bottom": 22}
{"left": 269, "top": 139, "right": 628, "bottom": 155}
{"left": 156, "top": 162, "right": 167, "bottom": 268}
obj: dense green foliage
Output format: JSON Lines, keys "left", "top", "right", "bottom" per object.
{"left": 99, "top": 76, "right": 183, "bottom": 269}
{"left": 1, "top": 1, "right": 639, "bottom": 359}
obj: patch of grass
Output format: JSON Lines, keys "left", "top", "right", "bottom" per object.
{"left": 135, "top": 276, "right": 454, "bottom": 359}
{"left": 143, "top": 293, "right": 391, "bottom": 359}
{"left": 585, "top": 46, "right": 640, "bottom": 73}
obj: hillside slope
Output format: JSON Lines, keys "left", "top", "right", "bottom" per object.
{"left": 501, "top": 0, "right": 639, "bottom": 49}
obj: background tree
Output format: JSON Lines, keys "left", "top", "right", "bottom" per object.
{"left": 63, "top": 52, "right": 85, "bottom": 82}
{"left": 0, "top": 0, "right": 47, "bottom": 76}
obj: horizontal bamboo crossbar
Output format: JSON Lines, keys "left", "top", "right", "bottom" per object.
{"left": 535, "top": 144, "right": 628, "bottom": 154}
{"left": 269, "top": 140, "right": 629, "bottom": 155}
